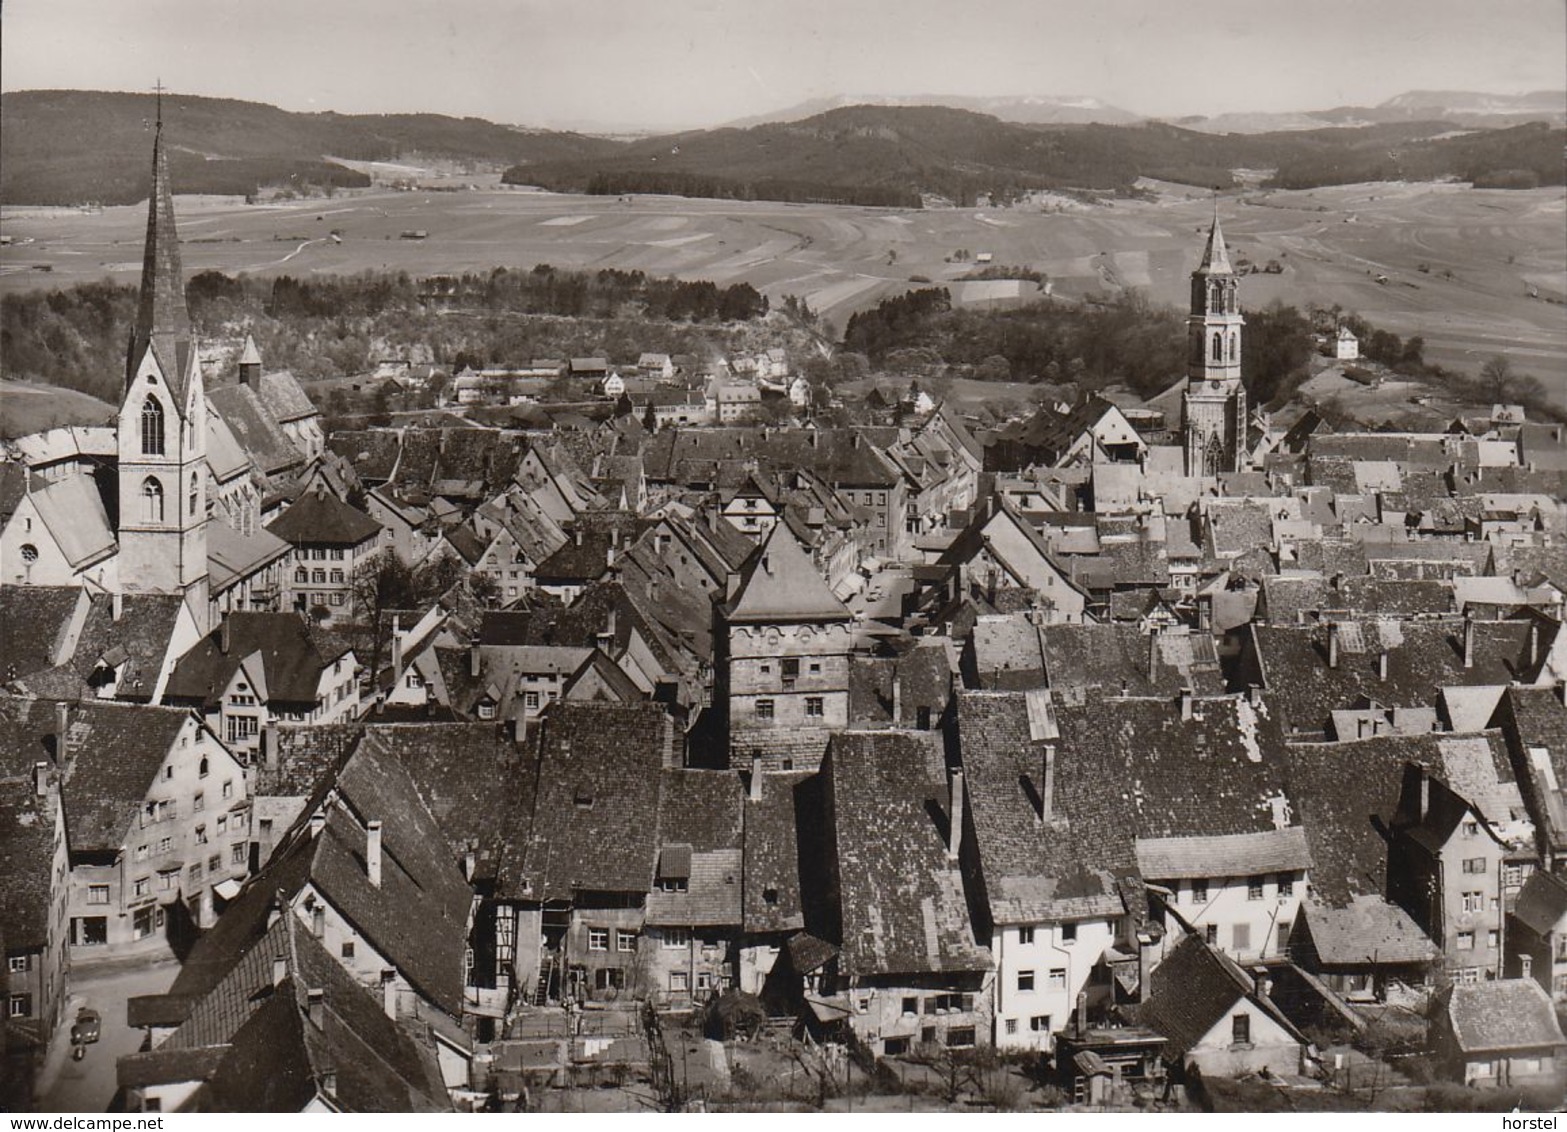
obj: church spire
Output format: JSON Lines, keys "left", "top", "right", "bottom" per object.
{"left": 127, "top": 88, "right": 193, "bottom": 394}
{"left": 1196, "top": 211, "right": 1233, "bottom": 276}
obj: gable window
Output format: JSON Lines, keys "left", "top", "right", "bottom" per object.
{"left": 1462, "top": 820, "right": 1479, "bottom": 838}
{"left": 222, "top": 780, "right": 233, "bottom": 800}
{"left": 1461, "top": 858, "right": 1487, "bottom": 875}
{"left": 1018, "top": 926, "right": 1035, "bottom": 945}
{"left": 1060, "top": 922, "right": 1077, "bottom": 944}
{"left": 141, "top": 397, "right": 165, "bottom": 455}
{"left": 141, "top": 477, "right": 165, "bottom": 523}
{"left": 1231, "top": 1013, "right": 1251, "bottom": 1046}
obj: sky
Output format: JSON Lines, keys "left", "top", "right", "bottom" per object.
{"left": 3, "top": 0, "right": 1564, "bottom": 131}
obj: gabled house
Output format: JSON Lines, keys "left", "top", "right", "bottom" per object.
{"left": 119, "top": 905, "right": 451, "bottom": 1112}
{"left": 0, "top": 469, "right": 117, "bottom": 590}
{"left": 164, "top": 613, "right": 359, "bottom": 755}
{"left": 809, "top": 730, "right": 993, "bottom": 1056}
{"left": 1430, "top": 979, "right": 1567, "bottom": 1093}
{"left": 1138, "top": 933, "right": 1309, "bottom": 1079}
{"left": 933, "top": 498, "right": 1088, "bottom": 624}
{"left": 265, "top": 487, "right": 382, "bottom": 624}
{"left": 1490, "top": 687, "right": 1567, "bottom": 869}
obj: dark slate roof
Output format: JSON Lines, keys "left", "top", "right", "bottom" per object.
{"left": 848, "top": 640, "right": 955, "bottom": 727}
{"left": 1139, "top": 933, "right": 1302, "bottom": 1060}
{"left": 359, "top": 723, "right": 537, "bottom": 883}
{"left": 254, "top": 724, "right": 365, "bottom": 797}
{"left": 1039, "top": 624, "right": 1223, "bottom": 701}
{"left": 824, "top": 730, "right": 991, "bottom": 976}
{"left": 499, "top": 702, "right": 672, "bottom": 900}
{"left": 165, "top": 913, "right": 449, "bottom": 1112}
{"left": 57, "top": 702, "right": 191, "bottom": 853}
{"left": 208, "top": 382, "right": 302, "bottom": 475}
{"left": 1493, "top": 687, "right": 1567, "bottom": 852}
{"left": 1260, "top": 576, "right": 1454, "bottom": 623}
{"left": 327, "top": 430, "right": 402, "bottom": 483}
{"left": 117, "top": 1045, "right": 227, "bottom": 1091}
{"left": 956, "top": 691, "right": 1129, "bottom": 925}
{"left": 0, "top": 777, "right": 58, "bottom": 951}
{"left": 1441, "top": 980, "right": 1566, "bottom": 1054}
{"left": 1513, "top": 869, "right": 1567, "bottom": 936}
{"left": 742, "top": 771, "right": 811, "bottom": 934}
{"left": 14, "top": 592, "right": 185, "bottom": 702}
{"left": 0, "top": 586, "right": 82, "bottom": 683}
{"left": 166, "top": 613, "right": 337, "bottom": 707}
{"left": 1247, "top": 619, "right": 1535, "bottom": 736}
{"left": 265, "top": 490, "right": 381, "bottom": 547}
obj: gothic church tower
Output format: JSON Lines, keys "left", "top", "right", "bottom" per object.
{"left": 1182, "top": 213, "right": 1247, "bottom": 477}
{"left": 116, "top": 105, "right": 210, "bottom": 632}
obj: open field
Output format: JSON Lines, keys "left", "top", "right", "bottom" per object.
{"left": 0, "top": 380, "right": 116, "bottom": 438}
{"left": 3, "top": 180, "right": 1563, "bottom": 392}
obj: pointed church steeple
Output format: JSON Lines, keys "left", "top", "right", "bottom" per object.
{"left": 127, "top": 104, "right": 194, "bottom": 396}
{"left": 1196, "top": 212, "right": 1233, "bottom": 276}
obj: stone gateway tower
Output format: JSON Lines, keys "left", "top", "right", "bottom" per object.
{"left": 116, "top": 109, "right": 210, "bottom": 632}
{"left": 1182, "top": 213, "right": 1247, "bottom": 477}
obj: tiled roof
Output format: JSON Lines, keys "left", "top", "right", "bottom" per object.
{"left": 1442, "top": 980, "right": 1566, "bottom": 1054}
{"left": 0, "top": 586, "right": 82, "bottom": 683}
{"left": 167, "top": 613, "right": 337, "bottom": 706}
{"left": 265, "top": 490, "right": 380, "bottom": 547}
{"left": 208, "top": 383, "right": 302, "bottom": 474}
{"left": 725, "top": 521, "right": 849, "bottom": 625}
{"left": 0, "top": 776, "right": 58, "bottom": 951}
{"left": 824, "top": 730, "right": 991, "bottom": 976}
{"left": 327, "top": 430, "right": 402, "bottom": 483}
{"left": 742, "top": 771, "right": 812, "bottom": 933}
{"left": 207, "top": 522, "right": 291, "bottom": 592}
{"left": 1039, "top": 624, "right": 1223, "bottom": 701}
{"left": 254, "top": 724, "right": 365, "bottom": 797}
{"left": 500, "top": 702, "right": 672, "bottom": 900}
{"left": 1134, "top": 828, "right": 1311, "bottom": 881}
{"left": 1139, "top": 933, "right": 1301, "bottom": 1060}
{"left": 28, "top": 471, "right": 116, "bottom": 568}
{"left": 360, "top": 723, "right": 538, "bottom": 883}
{"left": 57, "top": 702, "right": 191, "bottom": 853}
{"left": 1297, "top": 894, "right": 1437, "bottom": 966}
{"left": 1513, "top": 869, "right": 1567, "bottom": 936}
{"left": 166, "top": 913, "right": 450, "bottom": 1112}
{"left": 256, "top": 371, "right": 318, "bottom": 424}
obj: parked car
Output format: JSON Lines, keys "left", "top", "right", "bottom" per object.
{"left": 70, "top": 1007, "right": 101, "bottom": 1046}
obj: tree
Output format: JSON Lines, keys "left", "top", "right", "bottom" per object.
{"left": 349, "top": 554, "right": 420, "bottom": 677}
{"left": 1480, "top": 354, "right": 1515, "bottom": 401}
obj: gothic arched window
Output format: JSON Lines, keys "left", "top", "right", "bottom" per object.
{"left": 1204, "top": 434, "right": 1225, "bottom": 477}
{"left": 142, "top": 477, "right": 165, "bottom": 522}
{"left": 1229, "top": 333, "right": 1239, "bottom": 362}
{"left": 1212, "top": 332, "right": 1223, "bottom": 362}
{"left": 189, "top": 472, "right": 200, "bottom": 519}
{"left": 141, "top": 398, "right": 165, "bottom": 456}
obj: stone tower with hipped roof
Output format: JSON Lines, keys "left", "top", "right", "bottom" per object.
{"left": 718, "top": 520, "right": 853, "bottom": 772}
{"left": 1182, "top": 212, "right": 1247, "bottom": 477}
{"left": 116, "top": 104, "right": 210, "bottom": 633}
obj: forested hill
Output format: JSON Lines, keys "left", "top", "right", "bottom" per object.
{"left": 0, "top": 90, "right": 622, "bottom": 205}
{"left": 506, "top": 104, "right": 1567, "bottom": 205}
{"left": 5, "top": 91, "right": 1562, "bottom": 208}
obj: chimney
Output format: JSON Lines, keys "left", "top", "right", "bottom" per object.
{"left": 220, "top": 617, "right": 231, "bottom": 656}
{"left": 1179, "top": 688, "right": 1193, "bottom": 721}
{"left": 1247, "top": 684, "right": 1262, "bottom": 707}
{"left": 464, "top": 847, "right": 476, "bottom": 882}
{"left": 574, "top": 529, "right": 583, "bottom": 547}
{"left": 390, "top": 614, "right": 403, "bottom": 675}
{"left": 512, "top": 713, "right": 529, "bottom": 747}
{"left": 1076, "top": 991, "right": 1088, "bottom": 1037}
{"left": 273, "top": 955, "right": 287, "bottom": 987}
{"left": 319, "top": 1069, "right": 337, "bottom": 1099}
{"left": 749, "top": 755, "right": 763, "bottom": 803}
{"left": 1529, "top": 622, "right": 1541, "bottom": 669}
{"left": 891, "top": 673, "right": 903, "bottom": 725}
{"left": 381, "top": 970, "right": 398, "bottom": 1020}
{"left": 1253, "top": 967, "right": 1273, "bottom": 999}
{"left": 1463, "top": 616, "right": 1475, "bottom": 669}
{"left": 1040, "top": 744, "right": 1055, "bottom": 822}
{"left": 260, "top": 726, "right": 278, "bottom": 771}
{"left": 33, "top": 760, "right": 48, "bottom": 798}
{"left": 54, "top": 701, "right": 70, "bottom": 755}
{"left": 112, "top": 589, "right": 123, "bottom": 622}
{"left": 1148, "top": 631, "right": 1160, "bottom": 682}
{"left": 1417, "top": 767, "right": 1431, "bottom": 822}
{"left": 1377, "top": 650, "right": 1388, "bottom": 682}
{"left": 947, "top": 769, "right": 965, "bottom": 860}
{"left": 366, "top": 820, "right": 383, "bottom": 887}
{"left": 309, "top": 809, "right": 326, "bottom": 838}
{"left": 470, "top": 643, "right": 482, "bottom": 679}
{"left": 307, "top": 988, "right": 324, "bottom": 1028}
{"left": 1327, "top": 621, "right": 1340, "bottom": 669}
{"left": 311, "top": 904, "right": 325, "bottom": 938}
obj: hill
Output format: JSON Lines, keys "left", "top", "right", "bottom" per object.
{"left": 721, "top": 93, "right": 1142, "bottom": 129}
{"left": 0, "top": 90, "right": 623, "bottom": 205}
{"left": 0, "top": 380, "right": 116, "bottom": 439}
{"left": 505, "top": 104, "right": 1561, "bottom": 205}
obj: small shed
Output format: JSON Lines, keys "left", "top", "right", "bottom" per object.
{"left": 1431, "top": 979, "right": 1567, "bottom": 1091}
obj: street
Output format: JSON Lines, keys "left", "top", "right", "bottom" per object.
{"left": 35, "top": 950, "right": 181, "bottom": 1114}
